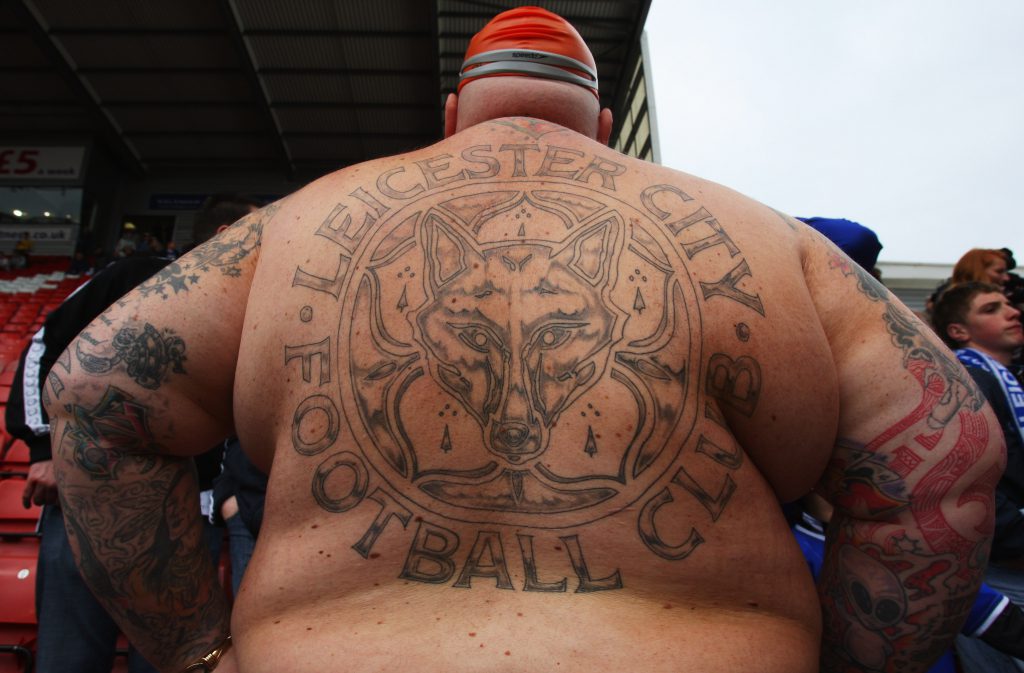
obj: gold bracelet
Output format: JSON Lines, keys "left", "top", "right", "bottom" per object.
{"left": 182, "top": 635, "right": 232, "bottom": 673}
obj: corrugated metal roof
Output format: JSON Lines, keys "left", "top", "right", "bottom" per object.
{"left": 131, "top": 134, "right": 279, "bottom": 159}
{"left": 1, "top": 0, "right": 650, "bottom": 178}
{"left": 3, "top": 72, "right": 77, "bottom": 101}
{"left": 248, "top": 35, "right": 433, "bottom": 70}
{"left": 60, "top": 35, "right": 241, "bottom": 69}
{"left": 264, "top": 73, "right": 433, "bottom": 105}
{"left": 33, "top": 0, "right": 224, "bottom": 30}
{"left": 2, "top": 34, "right": 52, "bottom": 66}
{"left": 237, "top": 0, "right": 432, "bottom": 32}
{"left": 275, "top": 107, "right": 437, "bottom": 135}
{"left": 85, "top": 72, "right": 255, "bottom": 102}
{"left": 0, "top": 107, "right": 93, "bottom": 134}
{"left": 115, "top": 106, "right": 267, "bottom": 133}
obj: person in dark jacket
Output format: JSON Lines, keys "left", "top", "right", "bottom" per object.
{"left": 7, "top": 255, "right": 171, "bottom": 673}
{"left": 211, "top": 436, "right": 267, "bottom": 596}
{"left": 932, "top": 281, "right": 1024, "bottom": 673}
{"left": 6, "top": 194, "right": 260, "bottom": 673}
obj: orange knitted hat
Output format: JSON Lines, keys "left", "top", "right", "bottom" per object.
{"left": 458, "top": 6, "right": 599, "bottom": 99}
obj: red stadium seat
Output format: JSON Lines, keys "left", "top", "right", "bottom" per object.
{"left": 0, "top": 442, "right": 29, "bottom": 471}
{"left": 110, "top": 654, "right": 129, "bottom": 672}
{"left": 111, "top": 634, "right": 130, "bottom": 673}
{"left": 0, "top": 553, "right": 36, "bottom": 624}
{"left": 0, "top": 549, "right": 38, "bottom": 673}
{"left": 0, "top": 479, "right": 40, "bottom": 538}
{"left": 0, "top": 632, "right": 35, "bottom": 673}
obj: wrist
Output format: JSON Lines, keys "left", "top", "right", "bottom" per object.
{"left": 182, "top": 635, "right": 232, "bottom": 673}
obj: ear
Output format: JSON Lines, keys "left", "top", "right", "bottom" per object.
{"left": 421, "top": 215, "right": 483, "bottom": 293}
{"left": 946, "top": 322, "right": 971, "bottom": 346}
{"left": 444, "top": 94, "right": 459, "bottom": 138}
{"left": 553, "top": 217, "right": 622, "bottom": 288}
{"left": 597, "top": 108, "right": 613, "bottom": 146}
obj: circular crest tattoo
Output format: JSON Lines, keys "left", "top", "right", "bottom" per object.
{"left": 337, "top": 183, "right": 703, "bottom": 528}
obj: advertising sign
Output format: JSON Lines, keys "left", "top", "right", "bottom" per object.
{"left": 0, "top": 146, "right": 86, "bottom": 182}
{"left": 0, "top": 224, "right": 78, "bottom": 256}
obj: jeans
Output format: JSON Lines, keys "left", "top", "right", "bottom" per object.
{"left": 35, "top": 505, "right": 158, "bottom": 673}
{"left": 225, "top": 513, "right": 256, "bottom": 596}
{"left": 956, "top": 563, "right": 1024, "bottom": 673}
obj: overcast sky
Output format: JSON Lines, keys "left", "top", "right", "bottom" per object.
{"left": 643, "top": 1, "right": 1023, "bottom": 264}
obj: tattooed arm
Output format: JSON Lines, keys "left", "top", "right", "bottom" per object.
{"left": 804, "top": 236, "right": 1004, "bottom": 673}
{"left": 44, "top": 207, "right": 275, "bottom": 671}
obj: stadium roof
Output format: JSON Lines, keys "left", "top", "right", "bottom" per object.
{"left": 2, "top": 0, "right": 651, "bottom": 181}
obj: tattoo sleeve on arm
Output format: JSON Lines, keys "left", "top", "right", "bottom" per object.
{"left": 74, "top": 323, "right": 186, "bottom": 390}
{"left": 818, "top": 251, "right": 999, "bottom": 672}
{"left": 37, "top": 206, "right": 269, "bottom": 666}
{"left": 52, "top": 386, "right": 229, "bottom": 669}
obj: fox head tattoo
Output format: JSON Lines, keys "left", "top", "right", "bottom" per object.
{"left": 412, "top": 214, "right": 626, "bottom": 464}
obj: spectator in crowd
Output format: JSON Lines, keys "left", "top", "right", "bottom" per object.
{"left": 932, "top": 282, "right": 1024, "bottom": 672}
{"left": 929, "top": 248, "right": 1014, "bottom": 313}
{"left": 6, "top": 194, "right": 258, "bottom": 673}
{"left": 185, "top": 193, "right": 263, "bottom": 254}
{"left": 113, "top": 221, "right": 138, "bottom": 257}
{"left": 134, "top": 231, "right": 152, "bottom": 255}
{"left": 148, "top": 233, "right": 166, "bottom": 256}
{"left": 7, "top": 252, "right": 171, "bottom": 673}
{"left": 164, "top": 238, "right": 181, "bottom": 260}
{"left": 953, "top": 248, "right": 1012, "bottom": 287}
{"left": 1000, "top": 248, "right": 1024, "bottom": 310}
{"left": 13, "top": 231, "right": 32, "bottom": 267}
{"left": 66, "top": 250, "right": 90, "bottom": 276}
{"left": 211, "top": 437, "right": 267, "bottom": 596}
{"left": 795, "top": 216, "right": 882, "bottom": 272}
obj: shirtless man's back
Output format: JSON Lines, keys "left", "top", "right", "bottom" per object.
{"left": 47, "top": 8, "right": 1003, "bottom": 673}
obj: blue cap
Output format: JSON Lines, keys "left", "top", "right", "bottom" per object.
{"left": 797, "top": 217, "right": 882, "bottom": 270}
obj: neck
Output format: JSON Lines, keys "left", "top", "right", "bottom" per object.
{"left": 963, "top": 343, "right": 1012, "bottom": 366}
